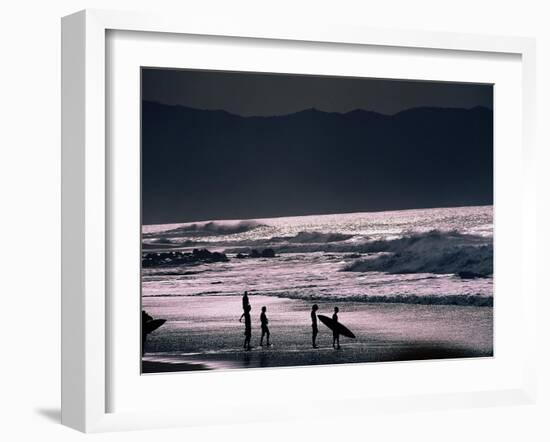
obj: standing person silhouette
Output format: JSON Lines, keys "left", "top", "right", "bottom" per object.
{"left": 332, "top": 306, "right": 341, "bottom": 349}
{"left": 239, "top": 291, "right": 250, "bottom": 322}
{"left": 311, "top": 304, "right": 319, "bottom": 348}
{"left": 240, "top": 304, "right": 252, "bottom": 351}
{"left": 259, "top": 306, "right": 271, "bottom": 346}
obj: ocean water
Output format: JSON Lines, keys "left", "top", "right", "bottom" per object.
{"left": 142, "top": 205, "right": 493, "bottom": 306}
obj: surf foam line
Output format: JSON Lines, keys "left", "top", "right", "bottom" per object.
{"left": 272, "top": 291, "right": 493, "bottom": 307}
{"left": 142, "top": 291, "right": 493, "bottom": 307}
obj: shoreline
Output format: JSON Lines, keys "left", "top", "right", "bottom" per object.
{"left": 142, "top": 295, "right": 493, "bottom": 374}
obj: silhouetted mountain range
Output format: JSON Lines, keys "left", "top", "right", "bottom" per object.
{"left": 142, "top": 101, "right": 493, "bottom": 224}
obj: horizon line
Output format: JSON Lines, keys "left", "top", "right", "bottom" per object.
{"left": 142, "top": 99, "right": 493, "bottom": 119}
{"left": 142, "top": 203, "right": 493, "bottom": 228}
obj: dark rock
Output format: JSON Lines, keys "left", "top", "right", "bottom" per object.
{"left": 142, "top": 248, "right": 229, "bottom": 267}
{"left": 230, "top": 248, "right": 277, "bottom": 259}
{"left": 261, "top": 248, "right": 276, "bottom": 258}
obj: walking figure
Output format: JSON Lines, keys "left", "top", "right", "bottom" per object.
{"left": 240, "top": 304, "right": 252, "bottom": 351}
{"left": 332, "top": 306, "right": 341, "bottom": 349}
{"left": 311, "top": 304, "right": 319, "bottom": 348}
{"left": 260, "top": 306, "right": 271, "bottom": 346}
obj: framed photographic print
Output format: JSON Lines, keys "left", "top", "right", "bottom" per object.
{"left": 61, "top": 9, "right": 537, "bottom": 432}
{"left": 140, "top": 68, "right": 494, "bottom": 374}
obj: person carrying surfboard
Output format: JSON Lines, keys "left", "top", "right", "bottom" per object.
{"left": 332, "top": 307, "right": 341, "bottom": 349}
{"left": 141, "top": 310, "right": 166, "bottom": 356}
{"left": 311, "top": 304, "right": 319, "bottom": 348}
{"left": 259, "top": 306, "right": 271, "bottom": 347}
{"left": 317, "top": 310, "right": 356, "bottom": 347}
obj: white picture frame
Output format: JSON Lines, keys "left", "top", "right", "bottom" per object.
{"left": 61, "top": 9, "right": 537, "bottom": 433}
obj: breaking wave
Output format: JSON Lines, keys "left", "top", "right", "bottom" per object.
{"left": 225, "top": 229, "right": 491, "bottom": 264}
{"left": 273, "top": 231, "right": 354, "bottom": 244}
{"left": 146, "top": 220, "right": 265, "bottom": 238}
{"left": 343, "top": 230, "right": 492, "bottom": 277}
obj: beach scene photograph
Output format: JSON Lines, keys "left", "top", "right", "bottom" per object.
{"left": 140, "top": 68, "right": 493, "bottom": 374}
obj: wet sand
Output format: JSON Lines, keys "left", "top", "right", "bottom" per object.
{"left": 142, "top": 295, "right": 493, "bottom": 374}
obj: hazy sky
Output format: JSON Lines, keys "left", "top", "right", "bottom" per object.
{"left": 142, "top": 68, "right": 493, "bottom": 117}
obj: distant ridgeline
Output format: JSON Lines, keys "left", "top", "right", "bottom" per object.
{"left": 142, "top": 102, "right": 493, "bottom": 225}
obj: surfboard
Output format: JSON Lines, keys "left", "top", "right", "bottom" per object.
{"left": 317, "top": 315, "right": 356, "bottom": 339}
{"left": 144, "top": 318, "right": 166, "bottom": 334}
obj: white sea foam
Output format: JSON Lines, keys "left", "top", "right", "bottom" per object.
{"left": 142, "top": 206, "right": 493, "bottom": 306}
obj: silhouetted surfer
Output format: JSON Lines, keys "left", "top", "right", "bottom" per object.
{"left": 311, "top": 304, "right": 319, "bottom": 348}
{"left": 141, "top": 310, "right": 153, "bottom": 355}
{"left": 332, "top": 307, "right": 341, "bottom": 349}
{"left": 239, "top": 291, "right": 250, "bottom": 322}
{"left": 141, "top": 310, "right": 166, "bottom": 356}
{"left": 142, "top": 310, "right": 153, "bottom": 324}
{"left": 240, "top": 304, "right": 252, "bottom": 351}
{"left": 259, "top": 306, "right": 271, "bottom": 346}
